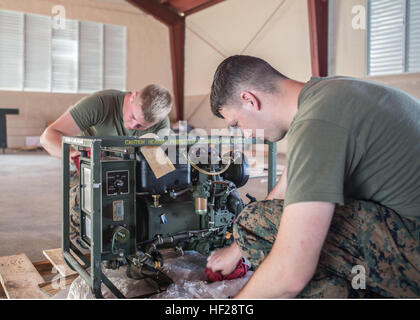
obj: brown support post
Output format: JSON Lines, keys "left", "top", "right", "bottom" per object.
{"left": 127, "top": 0, "right": 185, "bottom": 121}
{"left": 169, "top": 20, "right": 185, "bottom": 121}
{"left": 307, "top": 0, "right": 329, "bottom": 77}
{"left": 127, "top": 0, "right": 225, "bottom": 120}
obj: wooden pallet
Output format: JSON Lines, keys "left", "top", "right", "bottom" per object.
{"left": 0, "top": 249, "right": 81, "bottom": 299}
{"left": 38, "top": 274, "right": 79, "bottom": 297}
{"left": 42, "top": 248, "right": 79, "bottom": 277}
{"left": 0, "top": 248, "right": 180, "bottom": 299}
{"left": 0, "top": 253, "right": 51, "bottom": 299}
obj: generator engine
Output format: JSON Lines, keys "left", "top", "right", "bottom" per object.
{"left": 73, "top": 141, "right": 250, "bottom": 292}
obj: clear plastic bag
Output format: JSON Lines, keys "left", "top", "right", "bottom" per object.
{"left": 64, "top": 251, "right": 251, "bottom": 299}
{"left": 160, "top": 250, "right": 209, "bottom": 282}
{"left": 151, "top": 275, "right": 253, "bottom": 299}
{"left": 66, "top": 266, "right": 161, "bottom": 299}
{"left": 152, "top": 250, "right": 252, "bottom": 299}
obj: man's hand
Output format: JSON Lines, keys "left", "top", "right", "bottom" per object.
{"left": 235, "top": 201, "right": 335, "bottom": 298}
{"left": 206, "top": 242, "right": 243, "bottom": 276}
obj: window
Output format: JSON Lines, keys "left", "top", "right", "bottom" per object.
{"left": 0, "top": 9, "right": 126, "bottom": 93}
{"left": 0, "top": 11, "right": 24, "bottom": 90}
{"left": 367, "top": 0, "right": 420, "bottom": 76}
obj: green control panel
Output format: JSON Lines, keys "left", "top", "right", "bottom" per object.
{"left": 79, "top": 159, "right": 136, "bottom": 257}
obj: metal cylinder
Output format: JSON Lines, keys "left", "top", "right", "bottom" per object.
{"left": 195, "top": 197, "right": 207, "bottom": 215}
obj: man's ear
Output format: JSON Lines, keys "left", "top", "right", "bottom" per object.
{"left": 130, "top": 91, "right": 139, "bottom": 103}
{"left": 240, "top": 91, "right": 261, "bottom": 112}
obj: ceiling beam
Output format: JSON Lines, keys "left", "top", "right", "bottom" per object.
{"left": 184, "top": 0, "right": 225, "bottom": 16}
{"left": 307, "top": 0, "right": 329, "bottom": 77}
{"left": 127, "top": 0, "right": 183, "bottom": 26}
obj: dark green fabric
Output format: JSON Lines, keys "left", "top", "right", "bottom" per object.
{"left": 69, "top": 89, "right": 170, "bottom": 137}
{"left": 285, "top": 77, "right": 420, "bottom": 217}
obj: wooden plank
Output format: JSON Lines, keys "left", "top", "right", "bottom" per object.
{"left": 32, "top": 259, "right": 57, "bottom": 283}
{"left": 43, "top": 248, "right": 77, "bottom": 277}
{"left": 32, "top": 259, "right": 54, "bottom": 276}
{"left": 38, "top": 274, "right": 78, "bottom": 297}
{"left": 0, "top": 281, "right": 5, "bottom": 298}
{"left": 140, "top": 133, "right": 176, "bottom": 179}
{"left": 0, "top": 253, "right": 49, "bottom": 299}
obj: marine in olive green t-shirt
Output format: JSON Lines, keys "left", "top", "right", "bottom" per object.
{"left": 285, "top": 76, "right": 420, "bottom": 218}
{"left": 69, "top": 89, "right": 170, "bottom": 137}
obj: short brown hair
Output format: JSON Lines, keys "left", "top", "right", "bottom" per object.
{"left": 210, "top": 55, "right": 287, "bottom": 118}
{"left": 134, "top": 84, "right": 172, "bottom": 123}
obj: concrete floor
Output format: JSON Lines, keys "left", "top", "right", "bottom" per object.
{"left": 0, "top": 150, "right": 62, "bottom": 261}
{"left": 0, "top": 150, "right": 282, "bottom": 262}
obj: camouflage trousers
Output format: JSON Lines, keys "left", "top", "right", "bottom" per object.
{"left": 233, "top": 199, "right": 420, "bottom": 298}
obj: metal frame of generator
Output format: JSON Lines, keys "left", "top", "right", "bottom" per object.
{"left": 62, "top": 135, "right": 277, "bottom": 298}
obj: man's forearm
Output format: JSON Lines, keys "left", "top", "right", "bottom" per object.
{"left": 235, "top": 251, "right": 305, "bottom": 298}
{"left": 40, "top": 128, "right": 65, "bottom": 158}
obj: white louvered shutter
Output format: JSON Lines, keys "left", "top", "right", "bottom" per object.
{"left": 368, "top": 0, "right": 406, "bottom": 75}
{"left": 104, "top": 24, "right": 126, "bottom": 90}
{"left": 79, "top": 21, "right": 103, "bottom": 92}
{"left": 51, "top": 19, "right": 78, "bottom": 92}
{"left": 0, "top": 9, "right": 126, "bottom": 93}
{"left": 24, "top": 14, "right": 51, "bottom": 91}
{"left": 0, "top": 10, "right": 24, "bottom": 90}
{"left": 407, "top": 0, "right": 420, "bottom": 72}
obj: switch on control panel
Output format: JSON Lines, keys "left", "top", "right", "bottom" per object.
{"left": 106, "top": 170, "right": 129, "bottom": 195}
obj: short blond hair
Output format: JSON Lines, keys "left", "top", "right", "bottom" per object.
{"left": 134, "top": 84, "right": 172, "bottom": 123}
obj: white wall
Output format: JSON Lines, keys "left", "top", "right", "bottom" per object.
{"left": 0, "top": 0, "right": 173, "bottom": 147}
{"left": 333, "top": 0, "right": 420, "bottom": 98}
{"left": 184, "top": 0, "right": 312, "bottom": 154}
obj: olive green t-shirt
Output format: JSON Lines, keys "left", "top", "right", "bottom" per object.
{"left": 284, "top": 76, "right": 420, "bottom": 218}
{"left": 69, "top": 89, "right": 170, "bottom": 137}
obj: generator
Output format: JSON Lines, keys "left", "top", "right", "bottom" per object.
{"left": 62, "top": 135, "right": 277, "bottom": 298}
